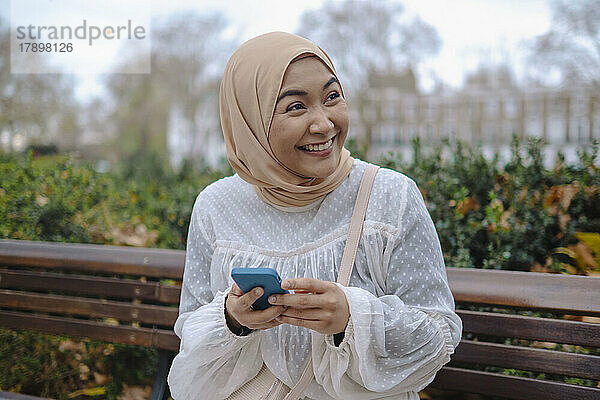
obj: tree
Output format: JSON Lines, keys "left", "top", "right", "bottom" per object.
{"left": 528, "top": 0, "right": 600, "bottom": 89}
{"left": 296, "top": 0, "right": 441, "bottom": 152}
{"left": 103, "top": 11, "right": 235, "bottom": 165}
{"left": 0, "top": 17, "right": 81, "bottom": 152}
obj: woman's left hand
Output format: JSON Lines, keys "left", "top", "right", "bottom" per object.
{"left": 268, "top": 278, "right": 349, "bottom": 335}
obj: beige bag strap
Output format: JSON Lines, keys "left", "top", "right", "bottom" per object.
{"left": 337, "top": 164, "right": 379, "bottom": 286}
{"left": 283, "top": 164, "right": 380, "bottom": 400}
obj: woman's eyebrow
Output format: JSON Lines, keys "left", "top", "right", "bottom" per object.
{"left": 277, "top": 89, "right": 307, "bottom": 104}
{"left": 323, "top": 76, "right": 338, "bottom": 90}
{"left": 276, "top": 76, "right": 340, "bottom": 105}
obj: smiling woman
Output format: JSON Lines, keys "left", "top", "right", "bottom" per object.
{"left": 269, "top": 55, "right": 349, "bottom": 179}
{"left": 167, "top": 31, "right": 462, "bottom": 400}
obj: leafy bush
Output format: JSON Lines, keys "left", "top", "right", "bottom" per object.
{"left": 380, "top": 134, "right": 600, "bottom": 274}
{"left": 0, "top": 328, "right": 158, "bottom": 400}
{"left": 1, "top": 151, "right": 228, "bottom": 249}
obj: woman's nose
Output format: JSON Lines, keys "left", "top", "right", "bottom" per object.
{"left": 308, "top": 107, "right": 334, "bottom": 134}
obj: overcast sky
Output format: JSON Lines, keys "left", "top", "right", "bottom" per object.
{"left": 1, "top": 0, "right": 553, "bottom": 103}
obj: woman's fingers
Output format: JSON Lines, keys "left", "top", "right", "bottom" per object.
{"left": 227, "top": 279, "right": 349, "bottom": 334}
{"left": 279, "top": 307, "right": 324, "bottom": 320}
{"left": 249, "top": 305, "right": 288, "bottom": 322}
{"left": 281, "top": 277, "right": 333, "bottom": 293}
{"left": 235, "top": 304, "right": 287, "bottom": 329}
{"left": 227, "top": 284, "right": 289, "bottom": 328}
{"left": 237, "top": 287, "right": 264, "bottom": 309}
{"left": 269, "top": 278, "right": 350, "bottom": 334}
{"left": 230, "top": 283, "right": 243, "bottom": 296}
{"left": 269, "top": 292, "right": 334, "bottom": 309}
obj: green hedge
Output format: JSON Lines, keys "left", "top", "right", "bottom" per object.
{"left": 1, "top": 151, "right": 229, "bottom": 249}
{"left": 378, "top": 135, "right": 600, "bottom": 274}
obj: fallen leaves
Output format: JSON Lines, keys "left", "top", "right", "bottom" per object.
{"left": 543, "top": 181, "right": 580, "bottom": 215}
{"left": 94, "top": 372, "right": 108, "bottom": 385}
{"left": 550, "top": 239, "right": 599, "bottom": 275}
{"left": 457, "top": 196, "right": 481, "bottom": 215}
{"left": 117, "top": 384, "right": 152, "bottom": 400}
{"left": 108, "top": 223, "right": 158, "bottom": 247}
{"left": 68, "top": 386, "right": 106, "bottom": 399}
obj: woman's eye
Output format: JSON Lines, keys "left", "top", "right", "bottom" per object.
{"left": 286, "top": 103, "right": 304, "bottom": 112}
{"left": 326, "top": 92, "right": 341, "bottom": 102}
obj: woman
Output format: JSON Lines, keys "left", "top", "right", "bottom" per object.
{"left": 167, "top": 31, "right": 462, "bottom": 400}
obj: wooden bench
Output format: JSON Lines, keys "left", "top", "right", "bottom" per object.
{"left": 1, "top": 239, "right": 599, "bottom": 400}
{"left": 428, "top": 267, "right": 600, "bottom": 399}
{"left": 0, "top": 239, "right": 183, "bottom": 400}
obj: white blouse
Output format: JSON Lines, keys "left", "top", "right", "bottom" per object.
{"left": 167, "top": 158, "right": 462, "bottom": 400}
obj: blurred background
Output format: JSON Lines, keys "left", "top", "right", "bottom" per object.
{"left": 1, "top": 0, "right": 599, "bottom": 170}
{"left": 1, "top": 1, "right": 599, "bottom": 399}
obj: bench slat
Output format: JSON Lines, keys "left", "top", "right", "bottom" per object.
{"left": 448, "top": 268, "right": 600, "bottom": 316}
{"left": 430, "top": 366, "right": 600, "bottom": 400}
{"left": 458, "top": 310, "right": 600, "bottom": 347}
{"left": 0, "top": 239, "right": 184, "bottom": 279}
{"left": 0, "top": 289, "right": 178, "bottom": 326}
{"left": 3, "top": 240, "right": 599, "bottom": 314}
{"left": 452, "top": 340, "right": 600, "bottom": 380}
{"left": 0, "top": 270, "right": 181, "bottom": 304}
{"left": 0, "top": 391, "right": 52, "bottom": 400}
{"left": 0, "top": 310, "right": 179, "bottom": 351}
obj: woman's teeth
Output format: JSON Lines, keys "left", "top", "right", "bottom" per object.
{"left": 299, "top": 137, "right": 333, "bottom": 152}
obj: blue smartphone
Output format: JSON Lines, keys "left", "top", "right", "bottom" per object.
{"left": 231, "top": 267, "right": 289, "bottom": 310}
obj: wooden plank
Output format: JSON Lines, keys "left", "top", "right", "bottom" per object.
{"left": 452, "top": 340, "right": 600, "bottom": 380}
{"left": 0, "top": 270, "right": 181, "bottom": 304}
{"left": 447, "top": 267, "right": 600, "bottom": 315}
{"left": 0, "top": 289, "right": 178, "bottom": 326}
{"left": 2, "top": 240, "right": 599, "bottom": 314}
{"left": 0, "top": 239, "right": 184, "bottom": 279}
{"left": 0, "top": 310, "right": 180, "bottom": 351}
{"left": 0, "top": 391, "right": 52, "bottom": 400}
{"left": 458, "top": 310, "right": 600, "bottom": 347}
{"left": 154, "top": 332, "right": 181, "bottom": 351}
{"left": 430, "top": 366, "right": 600, "bottom": 400}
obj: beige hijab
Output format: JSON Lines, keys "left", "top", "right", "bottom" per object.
{"left": 219, "top": 31, "right": 354, "bottom": 208}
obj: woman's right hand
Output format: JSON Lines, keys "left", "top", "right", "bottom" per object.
{"left": 225, "top": 283, "right": 287, "bottom": 332}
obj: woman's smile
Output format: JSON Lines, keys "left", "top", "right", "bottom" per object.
{"left": 297, "top": 135, "right": 336, "bottom": 157}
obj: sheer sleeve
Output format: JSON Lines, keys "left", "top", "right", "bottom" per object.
{"left": 311, "top": 178, "right": 462, "bottom": 399}
{"left": 167, "top": 194, "right": 263, "bottom": 400}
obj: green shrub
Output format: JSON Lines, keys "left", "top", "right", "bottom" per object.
{"left": 0, "top": 151, "right": 228, "bottom": 249}
{"left": 380, "top": 135, "right": 599, "bottom": 273}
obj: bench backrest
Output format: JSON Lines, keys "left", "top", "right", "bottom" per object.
{"left": 435, "top": 268, "right": 600, "bottom": 399}
{"left": 0, "top": 239, "right": 182, "bottom": 350}
{"left": 1, "top": 239, "right": 599, "bottom": 399}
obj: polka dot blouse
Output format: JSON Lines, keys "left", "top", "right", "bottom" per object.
{"left": 167, "top": 158, "right": 463, "bottom": 400}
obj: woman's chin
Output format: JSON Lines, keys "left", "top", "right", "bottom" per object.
{"left": 301, "top": 156, "right": 340, "bottom": 179}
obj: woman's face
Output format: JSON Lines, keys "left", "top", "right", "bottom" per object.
{"left": 268, "top": 56, "right": 349, "bottom": 179}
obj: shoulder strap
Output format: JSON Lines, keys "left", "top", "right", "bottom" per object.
{"left": 283, "top": 163, "right": 380, "bottom": 400}
{"left": 337, "top": 164, "right": 379, "bottom": 286}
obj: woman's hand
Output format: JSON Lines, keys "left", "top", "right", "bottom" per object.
{"left": 225, "top": 283, "right": 288, "bottom": 332}
{"left": 268, "top": 278, "right": 350, "bottom": 335}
